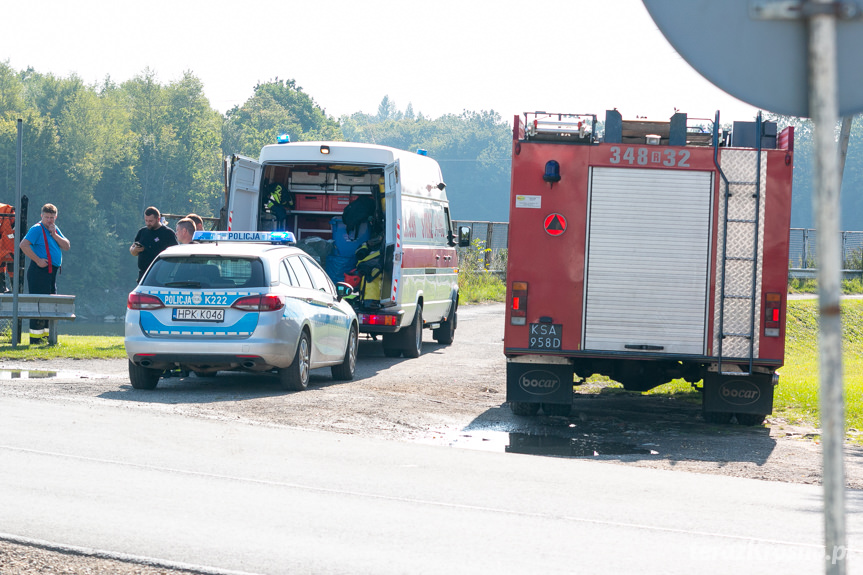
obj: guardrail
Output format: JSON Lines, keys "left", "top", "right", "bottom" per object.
{"left": 0, "top": 294, "right": 76, "bottom": 345}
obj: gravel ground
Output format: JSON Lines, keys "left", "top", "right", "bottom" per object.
{"left": 1, "top": 302, "right": 860, "bottom": 573}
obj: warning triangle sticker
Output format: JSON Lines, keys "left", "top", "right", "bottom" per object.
{"left": 544, "top": 213, "right": 566, "bottom": 236}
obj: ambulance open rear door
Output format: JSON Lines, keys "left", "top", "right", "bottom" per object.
{"left": 225, "top": 154, "right": 262, "bottom": 232}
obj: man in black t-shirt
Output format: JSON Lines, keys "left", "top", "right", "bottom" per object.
{"left": 130, "top": 206, "right": 178, "bottom": 282}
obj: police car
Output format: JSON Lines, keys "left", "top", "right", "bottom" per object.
{"left": 124, "top": 231, "right": 358, "bottom": 391}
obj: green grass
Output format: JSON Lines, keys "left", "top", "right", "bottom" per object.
{"left": 459, "top": 271, "right": 506, "bottom": 303}
{"left": 458, "top": 239, "right": 506, "bottom": 303}
{"left": 0, "top": 335, "right": 125, "bottom": 360}
{"left": 788, "top": 276, "right": 863, "bottom": 294}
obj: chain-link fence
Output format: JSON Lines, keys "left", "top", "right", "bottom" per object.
{"left": 453, "top": 221, "right": 509, "bottom": 271}
{"left": 789, "top": 228, "right": 863, "bottom": 271}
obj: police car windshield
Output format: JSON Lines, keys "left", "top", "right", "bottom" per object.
{"left": 142, "top": 257, "right": 266, "bottom": 289}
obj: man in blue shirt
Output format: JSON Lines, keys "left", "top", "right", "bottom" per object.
{"left": 19, "top": 203, "right": 71, "bottom": 345}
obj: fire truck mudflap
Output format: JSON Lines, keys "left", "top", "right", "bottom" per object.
{"left": 504, "top": 110, "right": 794, "bottom": 424}
{"left": 506, "top": 356, "right": 574, "bottom": 407}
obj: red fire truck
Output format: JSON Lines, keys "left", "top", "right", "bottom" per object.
{"left": 504, "top": 110, "right": 794, "bottom": 424}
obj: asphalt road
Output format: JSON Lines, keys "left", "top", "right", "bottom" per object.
{"left": 1, "top": 396, "right": 862, "bottom": 574}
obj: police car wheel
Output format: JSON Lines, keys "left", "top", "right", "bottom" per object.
{"left": 128, "top": 360, "right": 160, "bottom": 390}
{"left": 332, "top": 325, "right": 358, "bottom": 380}
{"left": 433, "top": 300, "right": 457, "bottom": 345}
{"left": 280, "top": 331, "right": 311, "bottom": 391}
{"left": 402, "top": 304, "right": 423, "bottom": 359}
{"left": 510, "top": 402, "right": 540, "bottom": 416}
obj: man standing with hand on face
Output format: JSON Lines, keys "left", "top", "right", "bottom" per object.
{"left": 130, "top": 206, "right": 177, "bottom": 282}
{"left": 19, "top": 203, "right": 71, "bottom": 345}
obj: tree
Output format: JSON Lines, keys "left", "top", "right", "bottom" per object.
{"left": 221, "top": 78, "right": 342, "bottom": 158}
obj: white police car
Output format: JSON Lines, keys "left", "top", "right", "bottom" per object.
{"left": 124, "top": 231, "right": 358, "bottom": 391}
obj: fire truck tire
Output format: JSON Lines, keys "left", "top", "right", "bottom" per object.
{"left": 735, "top": 413, "right": 767, "bottom": 426}
{"left": 402, "top": 304, "right": 423, "bottom": 359}
{"left": 433, "top": 299, "right": 457, "bottom": 345}
{"left": 382, "top": 334, "right": 402, "bottom": 357}
{"left": 511, "top": 402, "right": 541, "bottom": 416}
{"left": 128, "top": 360, "right": 160, "bottom": 390}
{"left": 542, "top": 403, "right": 572, "bottom": 417}
{"left": 702, "top": 410, "right": 733, "bottom": 424}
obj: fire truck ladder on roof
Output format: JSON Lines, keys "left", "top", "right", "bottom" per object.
{"left": 713, "top": 110, "right": 763, "bottom": 376}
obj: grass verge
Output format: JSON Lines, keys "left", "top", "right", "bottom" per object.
{"left": 0, "top": 335, "right": 125, "bottom": 360}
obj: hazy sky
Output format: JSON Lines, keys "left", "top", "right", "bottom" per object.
{"left": 2, "top": 0, "right": 761, "bottom": 124}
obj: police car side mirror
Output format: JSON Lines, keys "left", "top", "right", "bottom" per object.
{"left": 457, "top": 226, "right": 472, "bottom": 248}
{"left": 336, "top": 282, "right": 354, "bottom": 301}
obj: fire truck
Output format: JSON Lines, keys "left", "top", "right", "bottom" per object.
{"left": 504, "top": 110, "right": 794, "bottom": 424}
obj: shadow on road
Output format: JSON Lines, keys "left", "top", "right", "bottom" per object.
{"left": 96, "top": 335, "right": 439, "bottom": 405}
{"left": 457, "top": 391, "right": 777, "bottom": 466}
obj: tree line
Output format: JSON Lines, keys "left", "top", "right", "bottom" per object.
{"left": 0, "top": 61, "right": 859, "bottom": 317}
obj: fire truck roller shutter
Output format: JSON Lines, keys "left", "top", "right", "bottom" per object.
{"left": 583, "top": 167, "right": 713, "bottom": 356}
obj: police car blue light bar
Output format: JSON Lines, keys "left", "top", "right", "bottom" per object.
{"left": 193, "top": 231, "right": 296, "bottom": 243}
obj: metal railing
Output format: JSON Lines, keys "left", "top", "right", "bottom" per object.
{"left": 789, "top": 228, "right": 863, "bottom": 278}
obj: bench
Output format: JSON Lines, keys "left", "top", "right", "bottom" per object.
{"left": 0, "top": 294, "right": 76, "bottom": 345}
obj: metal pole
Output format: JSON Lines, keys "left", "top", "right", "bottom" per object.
{"left": 11, "top": 119, "right": 23, "bottom": 348}
{"left": 809, "top": 3, "right": 846, "bottom": 573}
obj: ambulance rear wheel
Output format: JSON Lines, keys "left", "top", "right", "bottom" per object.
{"left": 433, "top": 300, "right": 457, "bottom": 345}
{"left": 402, "top": 304, "right": 423, "bottom": 359}
{"left": 511, "top": 402, "right": 541, "bottom": 416}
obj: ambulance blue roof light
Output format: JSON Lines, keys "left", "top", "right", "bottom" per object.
{"left": 277, "top": 133, "right": 291, "bottom": 144}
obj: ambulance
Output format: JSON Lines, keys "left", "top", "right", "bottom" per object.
{"left": 505, "top": 110, "right": 794, "bottom": 424}
{"left": 223, "top": 141, "right": 467, "bottom": 358}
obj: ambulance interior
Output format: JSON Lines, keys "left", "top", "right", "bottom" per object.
{"left": 257, "top": 163, "right": 390, "bottom": 307}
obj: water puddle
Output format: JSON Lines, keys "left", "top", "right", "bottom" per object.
{"left": 506, "top": 433, "right": 656, "bottom": 457}
{"left": 422, "top": 428, "right": 659, "bottom": 458}
{"left": 0, "top": 369, "right": 58, "bottom": 380}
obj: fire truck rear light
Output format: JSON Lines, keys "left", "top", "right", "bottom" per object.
{"left": 360, "top": 313, "right": 398, "bottom": 326}
{"left": 511, "top": 281, "right": 528, "bottom": 325}
{"left": 764, "top": 292, "right": 781, "bottom": 336}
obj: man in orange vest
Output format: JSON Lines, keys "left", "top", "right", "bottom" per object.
{"left": 0, "top": 203, "right": 14, "bottom": 293}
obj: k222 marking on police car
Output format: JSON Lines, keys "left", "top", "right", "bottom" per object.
{"left": 608, "top": 146, "right": 690, "bottom": 167}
